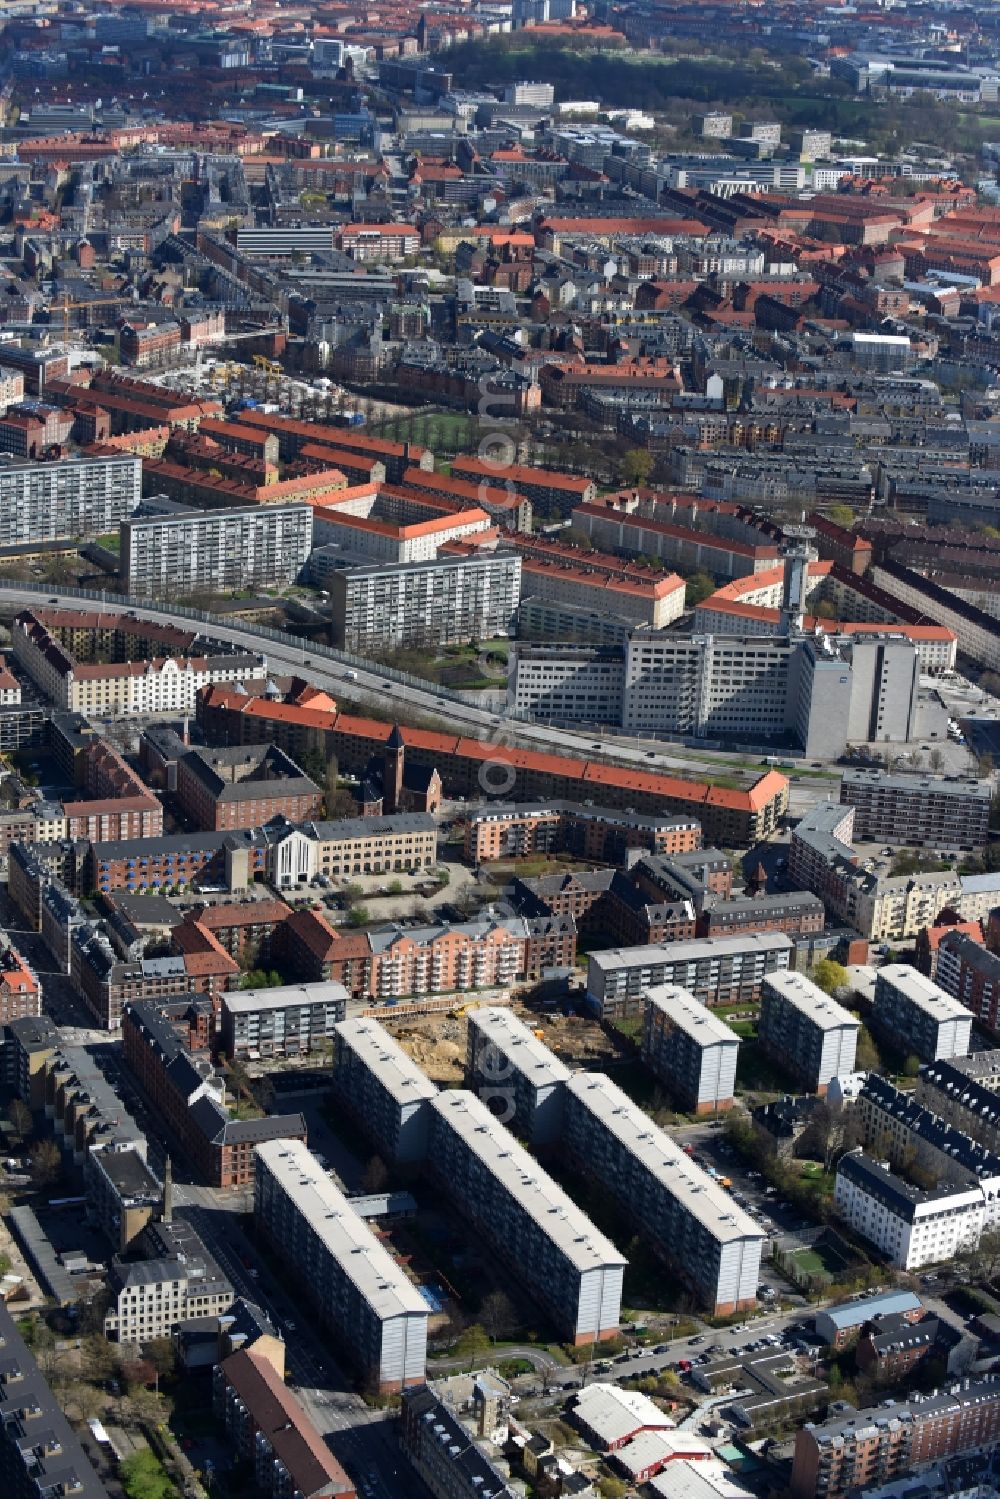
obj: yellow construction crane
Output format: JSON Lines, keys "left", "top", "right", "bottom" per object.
{"left": 252, "top": 353, "right": 284, "bottom": 376}
{"left": 57, "top": 297, "right": 128, "bottom": 339}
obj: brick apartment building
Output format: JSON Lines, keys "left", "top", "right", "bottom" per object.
{"left": 175, "top": 745, "right": 323, "bottom": 833}
{"left": 122, "top": 999, "right": 306, "bottom": 1186}
{"left": 791, "top": 1379, "right": 1000, "bottom": 1499}
{"left": 0, "top": 939, "right": 40, "bottom": 1024}
{"left": 464, "top": 801, "right": 701, "bottom": 865}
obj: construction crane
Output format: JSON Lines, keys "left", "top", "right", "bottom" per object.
{"left": 252, "top": 353, "right": 284, "bottom": 376}
{"left": 55, "top": 297, "right": 129, "bottom": 340}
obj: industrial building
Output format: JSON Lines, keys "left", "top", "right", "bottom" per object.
{"left": 254, "top": 1139, "right": 429, "bottom": 1393}
{"left": 758, "top": 972, "right": 860, "bottom": 1094}
{"left": 427, "top": 1090, "right": 625, "bottom": 1345}
{"left": 562, "top": 1072, "right": 764, "bottom": 1317}
{"left": 331, "top": 1017, "right": 438, "bottom": 1165}
{"left": 641, "top": 984, "right": 740, "bottom": 1114}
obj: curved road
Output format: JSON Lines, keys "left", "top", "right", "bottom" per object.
{"left": 0, "top": 582, "right": 831, "bottom": 813}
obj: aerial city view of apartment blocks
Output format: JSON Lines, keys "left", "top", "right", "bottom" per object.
{"left": 8, "top": 8, "right": 1000, "bottom": 1497}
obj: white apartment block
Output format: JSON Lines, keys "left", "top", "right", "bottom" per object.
{"left": 563, "top": 1072, "right": 764, "bottom": 1316}
{"left": 465, "top": 1005, "right": 572, "bottom": 1146}
{"left": 758, "top": 973, "right": 860, "bottom": 1095}
{"left": 122, "top": 503, "right": 313, "bottom": 597}
{"left": 219, "top": 981, "right": 348, "bottom": 1061}
{"left": 254, "top": 1139, "right": 428, "bottom": 1392}
{"left": 872, "top": 965, "right": 972, "bottom": 1064}
{"left": 331, "top": 1017, "right": 438, "bottom": 1165}
{"left": 427, "top": 1090, "right": 625, "bottom": 1345}
{"left": 0, "top": 454, "right": 142, "bottom": 545}
{"left": 586, "top": 933, "right": 793, "bottom": 1022}
{"left": 834, "top": 1149, "right": 986, "bottom": 1271}
{"left": 642, "top": 984, "right": 740, "bottom": 1114}
{"left": 329, "top": 552, "right": 521, "bottom": 652}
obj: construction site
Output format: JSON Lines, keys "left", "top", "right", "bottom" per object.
{"left": 388, "top": 1001, "right": 629, "bottom": 1086}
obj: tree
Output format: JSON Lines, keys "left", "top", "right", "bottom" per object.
{"left": 144, "top": 1337, "right": 176, "bottom": 1384}
{"left": 928, "top": 747, "right": 946, "bottom": 772}
{"left": 684, "top": 570, "right": 717, "bottom": 608}
{"left": 622, "top": 448, "right": 653, "bottom": 487}
{"left": 362, "top": 1155, "right": 388, "bottom": 1194}
{"left": 6, "top": 1099, "right": 32, "bottom": 1143}
{"left": 902, "top": 1053, "right": 921, "bottom": 1079}
{"left": 29, "top": 1139, "right": 61, "bottom": 1189}
{"left": 120, "top": 1449, "right": 174, "bottom": 1499}
{"left": 956, "top": 1227, "right": 1000, "bottom": 1286}
{"left": 347, "top": 906, "right": 370, "bottom": 928}
{"left": 979, "top": 753, "right": 995, "bottom": 780}
{"left": 562, "top": 526, "right": 594, "bottom": 553}
{"left": 809, "top": 959, "right": 850, "bottom": 997}
{"left": 479, "top": 1290, "right": 518, "bottom": 1343}
{"left": 827, "top": 504, "right": 854, "bottom": 529}
{"left": 856, "top": 1024, "right": 881, "bottom": 1073}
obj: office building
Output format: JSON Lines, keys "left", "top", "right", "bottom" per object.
{"left": 792, "top": 1380, "right": 1000, "bottom": 1499}
{"left": 586, "top": 933, "right": 793, "bottom": 1021}
{"left": 219, "top": 981, "right": 348, "bottom": 1061}
{"left": 642, "top": 984, "right": 739, "bottom": 1114}
{"left": 0, "top": 454, "right": 141, "bottom": 546}
{"left": 213, "top": 1350, "right": 354, "bottom": 1499}
{"left": 872, "top": 965, "right": 972, "bottom": 1063}
{"left": 833, "top": 1149, "right": 986, "bottom": 1271}
{"left": 122, "top": 502, "right": 313, "bottom": 597}
{"left": 428, "top": 1090, "right": 625, "bottom": 1344}
{"left": 563, "top": 1072, "right": 764, "bottom": 1316}
{"left": 330, "top": 552, "right": 521, "bottom": 651}
{"left": 465, "top": 1006, "right": 571, "bottom": 1146}
{"left": 840, "top": 769, "right": 991, "bottom": 851}
{"left": 0, "top": 1301, "right": 109, "bottom": 1499}
{"left": 331, "top": 1018, "right": 438, "bottom": 1165}
{"left": 254, "top": 1139, "right": 428, "bottom": 1392}
{"left": 758, "top": 973, "right": 859, "bottom": 1095}
{"left": 509, "top": 630, "right": 921, "bottom": 757}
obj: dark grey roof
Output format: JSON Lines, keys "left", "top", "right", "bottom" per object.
{"left": 0, "top": 1301, "right": 110, "bottom": 1497}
